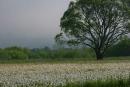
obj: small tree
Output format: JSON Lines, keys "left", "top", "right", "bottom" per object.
{"left": 55, "top": 0, "right": 130, "bottom": 60}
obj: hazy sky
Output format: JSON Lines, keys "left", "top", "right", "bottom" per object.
{"left": 0, "top": 0, "right": 70, "bottom": 48}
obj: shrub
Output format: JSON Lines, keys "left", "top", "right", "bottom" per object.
{"left": 8, "top": 50, "right": 28, "bottom": 60}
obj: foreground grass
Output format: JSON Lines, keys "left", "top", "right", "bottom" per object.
{"left": 17, "top": 78, "right": 130, "bottom": 87}
{"left": 61, "top": 79, "right": 130, "bottom": 87}
{"left": 0, "top": 57, "right": 130, "bottom": 87}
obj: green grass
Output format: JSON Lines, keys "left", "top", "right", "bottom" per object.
{"left": 59, "top": 78, "right": 130, "bottom": 87}
{"left": 17, "top": 77, "right": 130, "bottom": 87}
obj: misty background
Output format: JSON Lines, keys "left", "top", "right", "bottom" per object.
{"left": 0, "top": 0, "right": 71, "bottom": 48}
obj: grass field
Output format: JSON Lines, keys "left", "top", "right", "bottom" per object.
{"left": 0, "top": 57, "right": 130, "bottom": 87}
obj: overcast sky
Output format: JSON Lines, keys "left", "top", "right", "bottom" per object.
{"left": 0, "top": 0, "right": 70, "bottom": 48}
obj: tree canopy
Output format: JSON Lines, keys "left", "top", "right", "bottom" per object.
{"left": 55, "top": 0, "right": 130, "bottom": 60}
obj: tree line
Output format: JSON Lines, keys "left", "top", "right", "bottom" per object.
{"left": 0, "top": 38, "right": 129, "bottom": 60}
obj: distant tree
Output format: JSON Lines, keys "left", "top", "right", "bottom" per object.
{"left": 5, "top": 46, "right": 22, "bottom": 50}
{"left": 55, "top": 0, "right": 130, "bottom": 60}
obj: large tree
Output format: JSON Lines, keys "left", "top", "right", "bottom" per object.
{"left": 55, "top": 0, "right": 130, "bottom": 60}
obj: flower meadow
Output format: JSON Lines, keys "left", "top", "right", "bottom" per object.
{"left": 0, "top": 62, "right": 130, "bottom": 87}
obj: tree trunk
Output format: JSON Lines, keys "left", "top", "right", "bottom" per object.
{"left": 95, "top": 51, "right": 103, "bottom": 60}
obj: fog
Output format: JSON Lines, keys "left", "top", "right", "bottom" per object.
{"left": 0, "top": 0, "right": 70, "bottom": 48}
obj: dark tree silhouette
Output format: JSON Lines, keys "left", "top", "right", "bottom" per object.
{"left": 55, "top": 0, "right": 130, "bottom": 60}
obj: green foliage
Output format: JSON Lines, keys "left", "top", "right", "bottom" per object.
{"left": 3, "top": 46, "right": 29, "bottom": 60}
{"left": 0, "top": 41, "right": 130, "bottom": 60}
{"left": 56, "top": 0, "right": 130, "bottom": 60}
{"left": 0, "top": 46, "right": 95, "bottom": 60}
{"left": 7, "top": 50, "right": 28, "bottom": 59}
{"left": 0, "top": 49, "right": 11, "bottom": 59}
{"left": 32, "top": 48, "right": 95, "bottom": 59}
{"left": 106, "top": 37, "right": 130, "bottom": 57}
{"left": 28, "top": 52, "right": 41, "bottom": 59}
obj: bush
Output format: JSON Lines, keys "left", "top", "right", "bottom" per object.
{"left": 8, "top": 50, "right": 28, "bottom": 60}
{"left": 0, "top": 49, "right": 11, "bottom": 59}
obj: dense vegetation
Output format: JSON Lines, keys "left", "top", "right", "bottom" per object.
{"left": 58, "top": 78, "right": 130, "bottom": 87}
{"left": 0, "top": 47, "right": 95, "bottom": 60}
{"left": 0, "top": 38, "right": 129, "bottom": 60}
{"left": 106, "top": 37, "right": 130, "bottom": 57}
